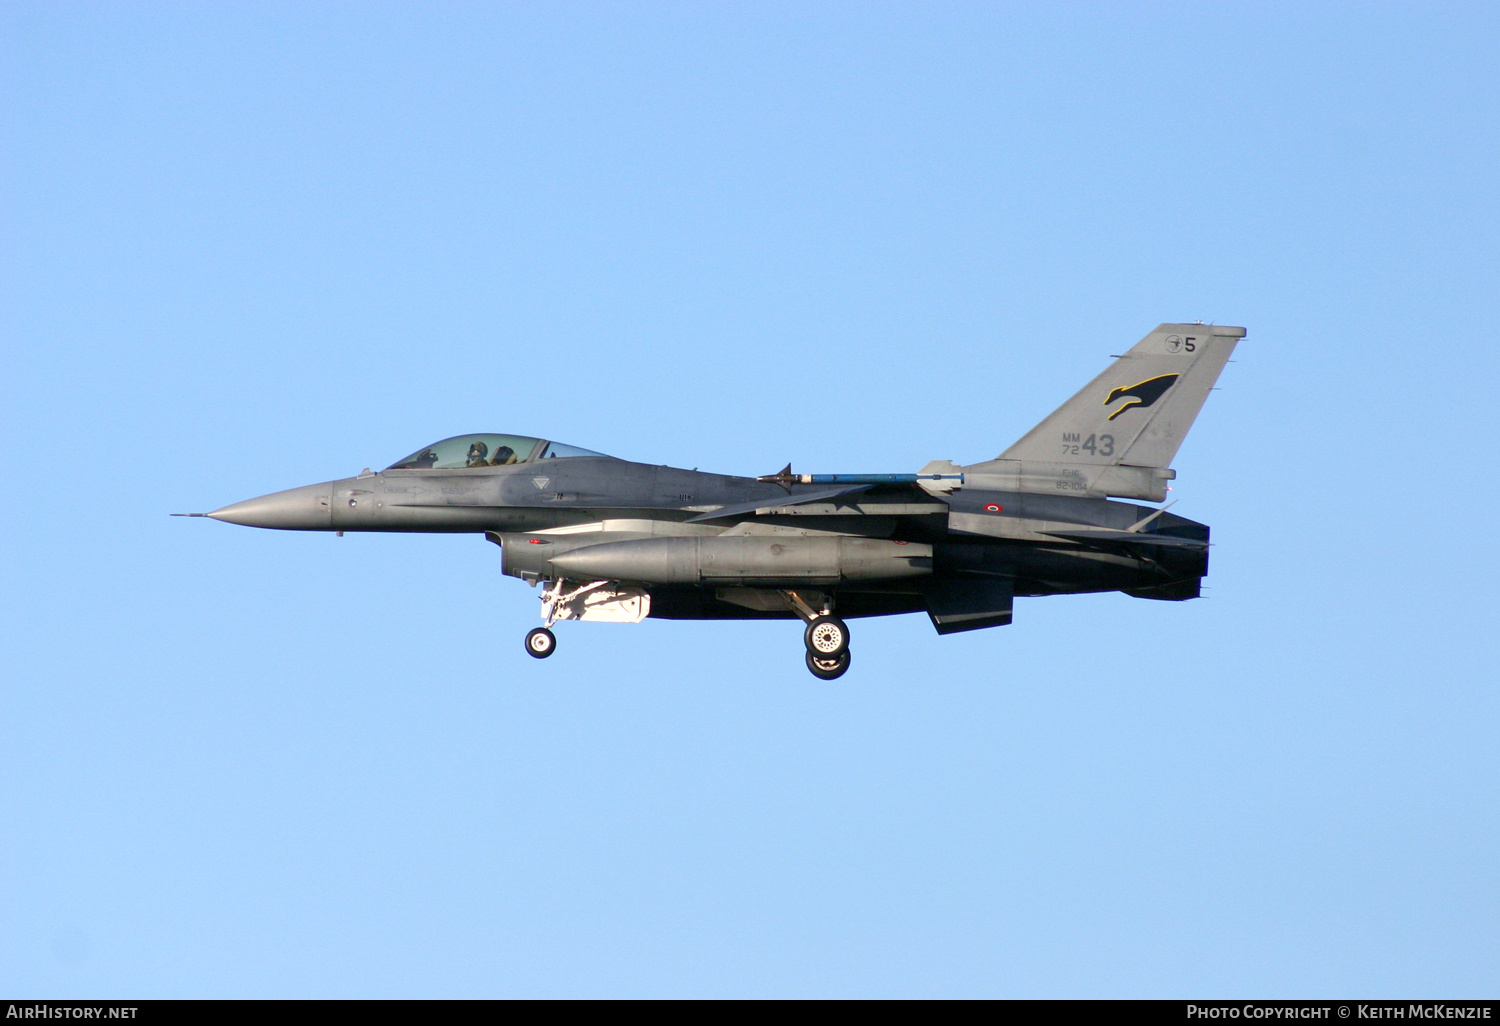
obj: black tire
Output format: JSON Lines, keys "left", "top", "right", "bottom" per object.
{"left": 804, "top": 616, "right": 850, "bottom": 657}
{"left": 806, "top": 649, "right": 851, "bottom": 680}
{"left": 525, "top": 627, "right": 556, "bottom": 659}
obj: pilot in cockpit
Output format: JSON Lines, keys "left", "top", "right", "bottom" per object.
{"left": 465, "top": 441, "right": 490, "bottom": 468}
{"left": 489, "top": 445, "right": 517, "bottom": 466}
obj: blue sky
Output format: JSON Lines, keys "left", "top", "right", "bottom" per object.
{"left": 2, "top": 1, "right": 1497, "bottom": 997}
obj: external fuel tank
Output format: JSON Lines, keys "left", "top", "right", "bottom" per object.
{"left": 508, "top": 534, "right": 932, "bottom": 586}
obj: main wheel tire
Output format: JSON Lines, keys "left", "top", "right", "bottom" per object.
{"left": 804, "top": 616, "right": 850, "bottom": 657}
{"left": 525, "top": 627, "right": 556, "bottom": 659}
{"left": 806, "top": 649, "right": 851, "bottom": 680}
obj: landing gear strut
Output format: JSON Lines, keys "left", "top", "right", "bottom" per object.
{"left": 525, "top": 577, "right": 611, "bottom": 661}
{"left": 525, "top": 627, "right": 556, "bottom": 659}
{"left": 779, "top": 590, "right": 851, "bottom": 680}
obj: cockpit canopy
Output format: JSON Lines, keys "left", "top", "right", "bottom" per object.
{"left": 387, "top": 434, "right": 608, "bottom": 471}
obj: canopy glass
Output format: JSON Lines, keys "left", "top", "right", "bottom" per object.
{"left": 387, "top": 434, "right": 608, "bottom": 471}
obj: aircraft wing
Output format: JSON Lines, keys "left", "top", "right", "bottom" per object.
{"left": 684, "top": 484, "right": 875, "bottom": 522}
{"left": 1040, "top": 527, "right": 1209, "bottom": 549}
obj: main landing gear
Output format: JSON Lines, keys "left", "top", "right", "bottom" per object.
{"left": 801, "top": 611, "right": 851, "bottom": 681}
{"left": 522, "top": 580, "right": 853, "bottom": 679}
{"left": 805, "top": 615, "right": 849, "bottom": 657}
{"left": 778, "top": 591, "right": 851, "bottom": 680}
{"left": 806, "top": 648, "right": 851, "bottom": 680}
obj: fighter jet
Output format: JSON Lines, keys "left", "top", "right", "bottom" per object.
{"left": 186, "top": 323, "right": 1243, "bottom": 679}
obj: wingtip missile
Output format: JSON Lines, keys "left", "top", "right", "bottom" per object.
{"left": 756, "top": 463, "right": 799, "bottom": 486}
{"left": 755, "top": 464, "right": 924, "bottom": 487}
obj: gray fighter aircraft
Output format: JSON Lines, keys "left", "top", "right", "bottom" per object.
{"left": 186, "top": 323, "right": 1243, "bottom": 678}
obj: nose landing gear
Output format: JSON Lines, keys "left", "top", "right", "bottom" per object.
{"left": 524, "top": 626, "right": 556, "bottom": 659}
{"left": 524, "top": 578, "right": 617, "bottom": 661}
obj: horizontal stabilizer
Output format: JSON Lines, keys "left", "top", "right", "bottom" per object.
{"left": 1125, "top": 578, "right": 1203, "bottom": 601}
{"left": 924, "top": 577, "right": 1014, "bottom": 634}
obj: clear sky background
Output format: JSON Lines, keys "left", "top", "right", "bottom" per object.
{"left": 2, "top": 2, "right": 1497, "bottom": 998}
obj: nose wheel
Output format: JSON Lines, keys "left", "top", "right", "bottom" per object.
{"left": 525, "top": 627, "right": 557, "bottom": 659}
{"left": 802, "top": 615, "right": 850, "bottom": 679}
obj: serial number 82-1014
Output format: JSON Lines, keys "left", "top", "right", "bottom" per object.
{"left": 1060, "top": 433, "right": 1114, "bottom": 456}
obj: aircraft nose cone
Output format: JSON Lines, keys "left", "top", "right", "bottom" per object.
{"left": 208, "top": 482, "right": 333, "bottom": 530}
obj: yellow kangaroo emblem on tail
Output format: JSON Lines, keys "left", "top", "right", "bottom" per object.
{"left": 1104, "top": 374, "right": 1179, "bottom": 421}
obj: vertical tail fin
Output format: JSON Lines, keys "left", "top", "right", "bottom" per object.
{"left": 941, "top": 323, "right": 1245, "bottom": 502}
{"left": 999, "top": 323, "right": 1244, "bottom": 469}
